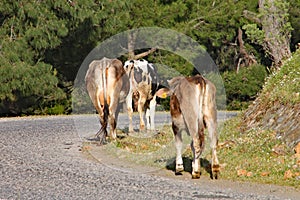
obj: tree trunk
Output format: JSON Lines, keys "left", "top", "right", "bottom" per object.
{"left": 236, "top": 28, "right": 257, "bottom": 73}
{"left": 128, "top": 31, "right": 136, "bottom": 60}
{"left": 259, "top": 0, "right": 291, "bottom": 69}
{"left": 127, "top": 31, "right": 157, "bottom": 60}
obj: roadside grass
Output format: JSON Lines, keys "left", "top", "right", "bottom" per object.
{"left": 218, "top": 115, "right": 300, "bottom": 188}
{"left": 83, "top": 112, "right": 299, "bottom": 187}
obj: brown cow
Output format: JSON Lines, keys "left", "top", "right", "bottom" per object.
{"left": 156, "top": 74, "right": 220, "bottom": 179}
{"left": 85, "top": 58, "right": 129, "bottom": 144}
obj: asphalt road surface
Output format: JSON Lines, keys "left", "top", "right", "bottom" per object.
{"left": 1, "top": 112, "right": 299, "bottom": 200}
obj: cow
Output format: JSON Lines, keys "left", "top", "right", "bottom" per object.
{"left": 156, "top": 74, "right": 220, "bottom": 179}
{"left": 85, "top": 57, "right": 129, "bottom": 144}
{"left": 123, "top": 59, "right": 159, "bottom": 132}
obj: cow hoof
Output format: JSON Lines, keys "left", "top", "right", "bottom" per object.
{"left": 212, "top": 164, "right": 220, "bottom": 179}
{"left": 213, "top": 171, "right": 219, "bottom": 179}
{"left": 192, "top": 171, "right": 201, "bottom": 179}
{"left": 175, "top": 164, "right": 184, "bottom": 175}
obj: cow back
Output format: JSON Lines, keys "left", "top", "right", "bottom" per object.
{"left": 85, "top": 58, "right": 129, "bottom": 110}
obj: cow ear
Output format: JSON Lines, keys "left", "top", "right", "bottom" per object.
{"left": 156, "top": 88, "right": 170, "bottom": 99}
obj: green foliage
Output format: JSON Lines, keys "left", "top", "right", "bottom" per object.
{"left": 242, "top": 24, "right": 265, "bottom": 46}
{"left": 0, "top": 60, "right": 66, "bottom": 115}
{"left": 46, "top": 104, "right": 66, "bottom": 115}
{"left": 182, "top": 0, "right": 258, "bottom": 69}
{"left": 222, "top": 65, "right": 267, "bottom": 110}
{"left": 0, "top": 0, "right": 104, "bottom": 115}
{"left": 1, "top": 0, "right": 300, "bottom": 115}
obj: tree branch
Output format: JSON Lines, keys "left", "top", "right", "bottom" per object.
{"left": 235, "top": 28, "right": 257, "bottom": 71}
{"left": 133, "top": 48, "right": 157, "bottom": 60}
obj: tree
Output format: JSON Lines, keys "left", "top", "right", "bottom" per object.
{"left": 289, "top": 0, "right": 300, "bottom": 51}
{"left": 178, "top": 0, "right": 259, "bottom": 71}
{"left": 243, "top": 0, "right": 292, "bottom": 68}
{"left": 236, "top": 27, "right": 257, "bottom": 72}
{"left": 0, "top": 0, "right": 105, "bottom": 115}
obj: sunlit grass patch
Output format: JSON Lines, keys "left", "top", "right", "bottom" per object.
{"left": 84, "top": 125, "right": 178, "bottom": 170}
{"left": 114, "top": 125, "right": 174, "bottom": 153}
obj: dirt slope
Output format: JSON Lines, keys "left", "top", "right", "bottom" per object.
{"left": 242, "top": 49, "right": 300, "bottom": 148}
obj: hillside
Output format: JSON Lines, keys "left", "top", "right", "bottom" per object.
{"left": 242, "top": 49, "right": 300, "bottom": 148}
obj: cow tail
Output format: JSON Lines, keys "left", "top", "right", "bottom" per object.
{"left": 101, "top": 62, "right": 109, "bottom": 138}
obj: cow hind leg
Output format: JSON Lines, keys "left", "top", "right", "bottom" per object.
{"left": 172, "top": 122, "right": 184, "bottom": 174}
{"left": 146, "top": 96, "right": 156, "bottom": 130}
{"left": 108, "top": 96, "right": 121, "bottom": 140}
{"left": 96, "top": 105, "right": 108, "bottom": 145}
{"left": 191, "top": 139, "right": 203, "bottom": 179}
{"left": 126, "top": 92, "right": 134, "bottom": 133}
{"left": 190, "top": 123, "right": 205, "bottom": 179}
{"left": 138, "top": 96, "right": 146, "bottom": 131}
{"left": 205, "top": 117, "right": 220, "bottom": 179}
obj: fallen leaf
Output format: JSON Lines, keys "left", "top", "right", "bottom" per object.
{"left": 294, "top": 172, "right": 300, "bottom": 177}
{"left": 294, "top": 142, "right": 300, "bottom": 154}
{"left": 284, "top": 170, "right": 293, "bottom": 180}
{"left": 261, "top": 171, "right": 270, "bottom": 177}
{"left": 237, "top": 169, "right": 247, "bottom": 176}
{"left": 246, "top": 172, "right": 253, "bottom": 177}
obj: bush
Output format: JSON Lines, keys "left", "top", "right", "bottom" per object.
{"left": 0, "top": 60, "right": 66, "bottom": 116}
{"left": 222, "top": 64, "right": 267, "bottom": 110}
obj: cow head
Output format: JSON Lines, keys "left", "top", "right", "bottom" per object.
{"left": 156, "top": 77, "right": 186, "bottom": 98}
{"left": 156, "top": 87, "right": 171, "bottom": 99}
{"left": 124, "top": 60, "right": 134, "bottom": 74}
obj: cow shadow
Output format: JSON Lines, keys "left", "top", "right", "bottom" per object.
{"left": 166, "top": 157, "right": 214, "bottom": 179}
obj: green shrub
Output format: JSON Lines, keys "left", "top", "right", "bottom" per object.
{"left": 222, "top": 64, "right": 267, "bottom": 110}
{"left": 46, "top": 104, "right": 65, "bottom": 115}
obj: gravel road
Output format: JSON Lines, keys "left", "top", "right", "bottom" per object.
{"left": 1, "top": 114, "right": 299, "bottom": 200}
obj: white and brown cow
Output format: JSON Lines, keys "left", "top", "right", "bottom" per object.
{"left": 124, "top": 59, "right": 159, "bottom": 132}
{"left": 85, "top": 58, "right": 129, "bottom": 144}
{"left": 156, "top": 74, "right": 220, "bottom": 179}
